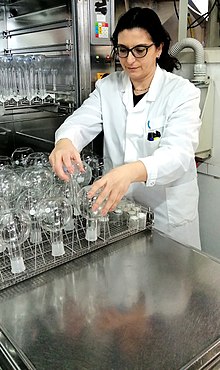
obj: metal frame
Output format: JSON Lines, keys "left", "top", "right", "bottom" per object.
{"left": 74, "top": 0, "right": 92, "bottom": 103}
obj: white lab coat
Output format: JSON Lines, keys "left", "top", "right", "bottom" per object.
{"left": 55, "top": 66, "right": 202, "bottom": 249}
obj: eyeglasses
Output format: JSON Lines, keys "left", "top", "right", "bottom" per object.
{"left": 115, "top": 43, "right": 154, "bottom": 58}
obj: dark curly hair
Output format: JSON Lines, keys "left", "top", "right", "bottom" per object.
{"left": 111, "top": 7, "right": 180, "bottom": 72}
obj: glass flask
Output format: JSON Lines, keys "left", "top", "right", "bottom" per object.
{"left": 0, "top": 198, "right": 9, "bottom": 253}
{"left": 82, "top": 154, "right": 112, "bottom": 181}
{"left": 11, "top": 147, "right": 34, "bottom": 168}
{"left": 16, "top": 188, "right": 44, "bottom": 244}
{"left": 78, "top": 185, "right": 104, "bottom": 242}
{"left": 0, "top": 209, "right": 31, "bottom": 274}
{"left": 0, "top": 235, "right": 6, "bottom": 253}
{"left": 71, "top": 161, "right": 92, "bottom": 187}
{"left": 46, "top": 176, "right": 81, "bottom": 231}
{"left": 60, "top": 161, "right": 92, "bottom": 231}
{"left": 0, "top": 155, "right": 12, "bottom": 170}
{"left": 0, "top": 168, "right": 23, "bottom": 207}
{"left": 60, "top": 178, "right": 81, "bottom": 230}
{"left": 21, "top": 165, "right": 54, "bottom": 194}
{"left": 82, "top": 154, "right": 100, "bottom": 180}
{"left": 77, "top": 185, "right": 104, "bottom": 219}
{"left": 37, "top": 196, "right": 72, "bottom": 257}
{"left": 25, "top": 151, "right": 50, "bottom": 167}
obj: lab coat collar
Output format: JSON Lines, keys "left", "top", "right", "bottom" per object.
{"left": 121, "top": 65, "right": 165, "bottom": 103}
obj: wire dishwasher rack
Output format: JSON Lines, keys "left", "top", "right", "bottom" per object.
{"left": 0, "top": 204, "right": 154, "bottom": 291}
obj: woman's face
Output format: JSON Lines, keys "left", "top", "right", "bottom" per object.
{"left": 117, "top": 28, "right": 162, "bottom": 82}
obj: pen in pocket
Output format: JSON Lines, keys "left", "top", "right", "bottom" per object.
{"left": 147, "top": 130, "right": 161, "bottom": 141}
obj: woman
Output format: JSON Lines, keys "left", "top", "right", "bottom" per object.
{"left": 49, "top": 7, "right": 202, "bottom": 249}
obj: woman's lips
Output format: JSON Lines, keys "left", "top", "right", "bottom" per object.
{"left": 127, "top": 67, "right": 139, "bottom": 71}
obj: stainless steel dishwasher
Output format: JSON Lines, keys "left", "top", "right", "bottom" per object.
{"left": 0, "top": 230, "right": 220, "bottom": 370}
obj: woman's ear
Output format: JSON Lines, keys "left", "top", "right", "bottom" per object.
{"left": 157, "top": 42, "right": 164, "bottom": 58}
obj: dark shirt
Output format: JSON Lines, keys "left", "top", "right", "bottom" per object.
{"left": 133, "top": 92, "right": 146, "bottom": 106}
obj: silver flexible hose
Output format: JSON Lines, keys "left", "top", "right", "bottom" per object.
{"left": 170, "top": 37, "right": 204, "bottom": 64}
{"left": 170, "top": 37, "right": 206, "bottom": 81}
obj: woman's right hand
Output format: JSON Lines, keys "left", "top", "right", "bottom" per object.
{"left": 49, "top": 138, "right": 84, "bottom": 181}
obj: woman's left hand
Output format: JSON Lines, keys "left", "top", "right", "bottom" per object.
{"left": 87, "top": 161, "right": 147, "bottom": 215}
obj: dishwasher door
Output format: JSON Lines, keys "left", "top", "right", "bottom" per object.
{"left": 0, "top": 326, "right": 35, "bottom": 370}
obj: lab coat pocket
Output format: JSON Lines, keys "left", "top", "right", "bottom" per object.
{"left": 144, "top": 115, "right": 165, "bottom": 156}
{"left": 147, "top": 115, "right": 165, "bottom": 131}
{"left": 166, "top": 178, "right": 199, "bottom": 226}
{"left": 143, "top": 138, "right": 160, "bottom": 157}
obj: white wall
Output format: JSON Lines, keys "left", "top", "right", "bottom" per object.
{"left": 198, "top": 53, "right": 220, "bottom": 259}
{"left": 178, "top": 50, "right": 220, "bottom": 259}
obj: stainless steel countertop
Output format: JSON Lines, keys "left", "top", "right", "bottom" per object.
{"left": 0, "top": 230, "right": 220, "bottom": 370}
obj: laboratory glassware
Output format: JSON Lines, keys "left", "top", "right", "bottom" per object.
{"left": 37, "top": 196, "right": 72, "bottom": 257}
{"left": 78, "top": 185, "right": 104, "bottom": 242}
{"left": 24, "top": 151, "right": 50, "bottom": 167}
{"left": 0, "top": 209, "right": 31, "bottom": 274}
{"left": 16, "top": 188, "right": 44, "bottom": 244}
{"left": 0, "top": 198, "right": 9, "bottom": 253}
{"left": 0, "top": 168, "right": 23, "bottom": 207}
{"left": 11, "top": 147, "right": 34, "bottom": 167}
{"left": 0, "top": 156, "right": 12, "bottom": 170}
{"left": 21, "top": 165, "right": 54, "bottom": 194}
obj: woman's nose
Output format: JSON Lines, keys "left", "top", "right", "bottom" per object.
{"left": 126, "top": 52, "right": 136, "bottom": 64}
